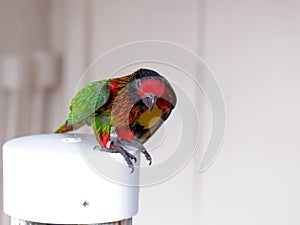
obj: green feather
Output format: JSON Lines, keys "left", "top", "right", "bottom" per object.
{"left": 67, "top": 81, "right": 110, "bottom": 125}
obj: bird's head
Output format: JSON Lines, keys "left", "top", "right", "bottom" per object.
{"left": 131, "top": 68, "right": 165, "bottom": 112}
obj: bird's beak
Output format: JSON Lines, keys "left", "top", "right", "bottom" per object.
{"left": 142, "top": 94, "right": 156, "bottom": 112}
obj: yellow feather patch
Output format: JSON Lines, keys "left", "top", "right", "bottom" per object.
{"left": 138, "top": 105, "right": 162, "bottom": 128}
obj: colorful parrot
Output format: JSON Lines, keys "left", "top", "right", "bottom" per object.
{"left": 55, "top": 68, "right": 177, "bottom": 172}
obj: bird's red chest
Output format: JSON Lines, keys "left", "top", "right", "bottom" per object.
{"left": 117, "top": 126, "right": 135, "bottom": 142}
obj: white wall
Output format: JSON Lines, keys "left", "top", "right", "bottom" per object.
{"left": 196, "top": 0, "right": 300, "bottom": 224}
{"left": 0, "top": 0, "right": 50, "bottom": 54}
{"left": 89, "top": 0, "right": 198, "bottom": 58}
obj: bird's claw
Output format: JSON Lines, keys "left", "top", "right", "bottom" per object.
{"left": 94, "top": 143, "right": 155, "bottom": 173}
{"left": 119, "top": 149, "right": 136, "bottom": 173}
{"left": 125, "top": 150, "right": 137, "bottom": 163}
{"left": 112, "top": 146, "right": 137, "bottom": 173}
{"left": 141, "top": 150, "right": 152, "bottom": 166}
{"left": 128, "top": 164, "right": 134, "bottom": 174}
{"left": 93, "top": 145, "right": 136, "bottom": 173}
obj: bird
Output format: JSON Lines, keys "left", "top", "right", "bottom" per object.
{"left": 55, "top": 68, "right": 177, "bottom": 172}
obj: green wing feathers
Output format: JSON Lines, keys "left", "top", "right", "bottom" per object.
{"left": 67, "top": 81, "right": 110, "bottom": 125}
{"left": 55, "top": 80, "right": 111, "bottom": 133}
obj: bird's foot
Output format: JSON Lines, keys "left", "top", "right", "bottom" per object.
{"left": 118, "top": 140, "right": 153, "bottom": 166}
{"left": 93, "top": 145, "right": 137, "bottom": 173}
{"left": 141, "top": 149, "right": 152, "bottom": 165}
{"left": 111, "top": 145, "right": 137, "bottom": 173}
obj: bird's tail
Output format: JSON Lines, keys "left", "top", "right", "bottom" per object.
{"left": 54, "top": 120, "right": 75, "bottom": 133}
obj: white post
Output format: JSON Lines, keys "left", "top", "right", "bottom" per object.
{"left": 3, "top": 134, "right": 140, "bottom": 225}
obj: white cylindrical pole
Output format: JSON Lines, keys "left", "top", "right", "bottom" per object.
{"left": 3, "top": 134, "right": 140, "bottom": 225}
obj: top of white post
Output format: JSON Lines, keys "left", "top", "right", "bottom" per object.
{"left": 3, "top": 133, "right": 140, "bottom": 224}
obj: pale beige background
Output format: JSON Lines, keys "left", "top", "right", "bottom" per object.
{"left": 1, "top": 0, "right": 300, "bottom": 225}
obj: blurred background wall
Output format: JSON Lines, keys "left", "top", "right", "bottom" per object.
{"left": 1, "top": 0, "right": 300, "bottom": 225}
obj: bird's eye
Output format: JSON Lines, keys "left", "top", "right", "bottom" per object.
{"left": 135, "top": 79, "right": 142, "bottom": 90}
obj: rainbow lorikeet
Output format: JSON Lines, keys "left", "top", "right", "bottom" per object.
{"left": 55, "top": 68, "right": 177, "bottom": 172}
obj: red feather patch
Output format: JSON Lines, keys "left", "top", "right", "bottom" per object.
{"left": 117, "top": 126, "right": 135, "bottom": 142}
{"left": 138, "top": 79, "right": 165, "bottom": 97}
